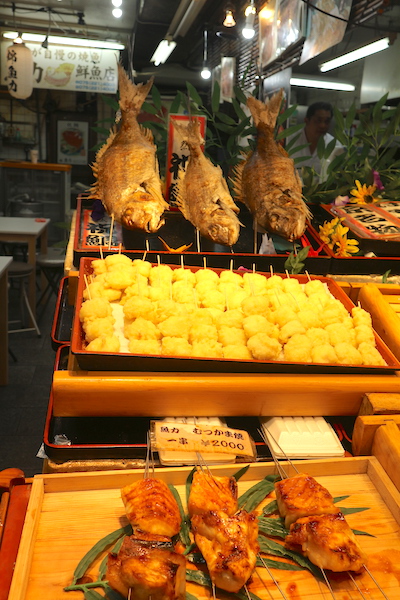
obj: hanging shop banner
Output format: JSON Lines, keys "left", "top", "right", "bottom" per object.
{"left": 300, "top": 0, "right": 353, "bottom": 65}
{"left": 1, "top": 41, "right": 118, "bottom": 93}
{"left": 165, "top": 114, "right": 207, "bottom": 205}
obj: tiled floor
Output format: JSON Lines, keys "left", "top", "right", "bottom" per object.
{"left": 1, "top": 283, "right": 57, "bottom": 478}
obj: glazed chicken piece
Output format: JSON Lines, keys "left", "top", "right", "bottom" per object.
{"left": 188, "top": 468, "right": 238, "bottom": 517}
{"left": 275, "top": 472, "right": 339, "bottom": 529}
{"left": 107, "top": 534, "right": 186, "bottom": 600}
{"left": 121, "top": 478, "right": 181, "bottom": 538}
{"left": 285, "top": 512, "right": 367, "bottom": 572}
{"left": 191, "top": 509, "right": 259, "bottom": 593}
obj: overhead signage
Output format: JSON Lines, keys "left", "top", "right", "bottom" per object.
{"left": 1, "top": 41, "right": 118, "bottom": 94}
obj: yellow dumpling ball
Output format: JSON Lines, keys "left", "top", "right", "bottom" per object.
{"left": 104, "top": 253, "right": 132, "bottom": 271}
{"left": 278, "top": 320, "right": 306, "bottom": 344}
{"left": 147, "top": 285, "right": 171, "bottom": 302}
{"left": 228, "top": 289, "right": 248, "bottom": 310}
{"left": 219, "top": 270, "right": 243, "bottom": 286}
{"left": 241, "top": 295, "right": 269, "bottom": 317}
{"left": 83, "top": 281, "right": 105, "bottom": 300}
{"left": 153, "top": 300, "right": 185, "bottom": 324}
{"left": 201, "top": 290, "right": 226, "bottom": 311}
{"left": 131, "top": 259, "right": 152, "bottom": 277}
{"left": 83, "top": 316, "right": 115, "bottom": 342}
{"left": 325, "top": 323, "right": 355, "bottom": 347}
{"left": 304, "top": 279, "right": 326, "bottom": 296}
{"left": 79, "top": 297, "right": 112, "bottom": 322}
{"left": 281, "top": 278, "right": 302, "bottom": 294}
{"left": 247, "top": 333, "right": 282, "bottom": 360}
{"left": 351, "top": 306, "right": 372, "bottom": 327}
{"left": 149, "top": 264, "right": 173, "bottom": 285}
{"left": 283, "top": 334, "right": 312, "bottom": 363}
{"left": 358, "top": 342, "right": 386, "bottom": 366}
{"left": 265, "top": 274, "right": 284, "bottom": 289}
{"left": 124, "top": 317, "right": 161, "bottom": 341}
{"left": 311, "top": 343, "right": 337, "bottom": 364}
{"left": 354, "top": 324, "right": 376, "bottom": 347}
{"left": 101, "top": 288, "right": 123, "bottom": 302}
{"left": 218, "top": 281, "right": 241, "bottom": 298}
{"left": 271, "top": 305, "right": 298, "bottom": 327}
{"left": 172, "top": 280, "right": 195, "bottom": 304}
{"left": 91, "top": 258, "right": 107, "bottom": 275}
{"left": 123, "top": 296, "right": 155, "bottom": 322}
{"left": 172, "top": 268, "right": 196, "bottom": 285}
{"left": 218, "top": 309, "right": 244, "bottom": 329}
{"left": 189, "top": 323, "right": 219, "bottom": 344}
{"left": 158, "top": 316, "right": 191, "bottom": 339}
{"left": 243, "top": 272, "right": 268, "bottom": 294}
{"left": 189, "top": 309, "right": 214, "bottom": 325}
{"left": 206, "top": 307, "right": 225, "bottom": 324}
{"left": 306, "top": 327, "right": 330, "bottom": 346}
{"left": 128, "top": 338, "right": 161, "bottom": 355}
{"left": 161, "top": 337, "right": 193, "bottom": 357}
{"left": 242, "top": 315, "right": 279, "bottom": 339}
{"left": 218, "top": 326, "right": 247, "bottom": 347}
{"left": 192, "top": 339, "right": 223, "bottom": 358}
{"left": 195, "top": 280, "right": 217, "bottom": 298}
{"left": 195, "top": 268, "right": 219, "bottom": 284}
{"left": 104, "top": 268, "right": 135, "bottom": 290}
{"left": 334, "top": 342, "right": 363, "bottom": 365}
{"left": 222, "top": 345, "right": 252, "bottom": 360}
{"left": 265, "top": 288, "right": 287, "bottom": 311}
{"left": 86, "top": 334, "right": 120, "bottom": 352}
{"left": 297, "top": 308, "right": 321, "bottom": 329}
{"left": 319, "top": 306, "right": 347, "bottom": 328}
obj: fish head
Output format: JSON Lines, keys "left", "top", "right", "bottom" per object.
{"left": 206, "top": 208, "right": 240, "bottom": 247}
{"left": 265, "top": 202, "right": 308, "bottom": 242}
{"left": 122, "top": 190, "right": 166, "bottom": 233}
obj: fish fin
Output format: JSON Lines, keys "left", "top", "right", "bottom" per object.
{"left": 140, "top": 124, "right": 154, "bottom": 143}
{"left": 276, "top": 143, "right": 289, "bottom": 158}
{"left": 117, "top": 64, "right": 153, "bottom": 116}
{"left": 88, "top": 127, "right": 118, "bottom": 198}
{"left": 172, "top": 117, "right": 203, "bottom": 149}
{"left": 230, "top": 159, "right": 246, "bottom": 202}
{"left": 247, "top": 89, "right": 284, "bottom": 129}
{"left": 174, "top": 169, "right": 190, "bottom": 219}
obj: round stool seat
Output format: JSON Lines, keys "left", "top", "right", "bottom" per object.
{"left": 8, "top": 261, "right": 35, "bottom": 278}
{"left": 37, "top": 248, "right": 65, "bottom": 267}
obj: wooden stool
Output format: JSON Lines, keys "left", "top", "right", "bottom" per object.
{"left": 36, "top": 248, "right": 65, "bottom": 307}
{"left": 8, "top": 261, "right": 41, "bottom": 336}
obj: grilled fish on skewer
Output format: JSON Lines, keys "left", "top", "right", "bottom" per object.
{"left": 191, "top": 509, "right": 259, "bottom": 593}
{"left": 89, "top": 65, "right": 169, "bottom": 232}
{"left": 121, "top": 478, "right": 181, "bottom": 538}
{"left": 173, "top": 118, "right": 241, "bottom": 247}
{"left": 285, "top": 512, "right": 367, "bottom": 572}
{"left": 107, "top": 534, "right": 186, "bottom": 600}
{"left": 275, "top": 472, "right": 339, "bottom": 528}
{"left": 232, "top": 90, "right": 311, "bottom": 242}
{"left": 188, "top": 468, "right": 238, "bottom": 516}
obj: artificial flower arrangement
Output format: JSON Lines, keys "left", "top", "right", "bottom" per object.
{"left": 318, "top": 216, "right": 360, "bottom": 257}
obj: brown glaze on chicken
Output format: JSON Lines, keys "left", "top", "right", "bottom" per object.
{"left": 107, "top": 534, "right": 186, "bottom": 600}
{"left": 89, "top": 65, "right": 169, "bottom": 232}
{"left": 275, "top": 472, "right": 339, "bottom": 529}
{"left": 188, "top": 468, "right": 238, "bottom": 517}
{"left": 232, "top": 90, "right": 310, "bottom": 242}
{"left": 173, "top": 118, "right": 240, "bottom": 247}
{"left": 121, "top": 478, "right": 181, "bottom": 538}
{"left": 285, "top": 512, "right": 367, "bottom": 572}
{"left": 191, "top": 509, "right": 259, "bottom": 593}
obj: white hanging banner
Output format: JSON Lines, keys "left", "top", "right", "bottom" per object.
{"left": 6, "top": 42, "right": 33, "bottom": 99}
{"left": 1, "top": 41, "right": 119, "bottom": 94}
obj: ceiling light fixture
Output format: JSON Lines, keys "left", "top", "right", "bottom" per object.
{"left": 200, "top": 28, "right": 211, "bottom": 80}
{"left": 290, "top": 77, "right": 355, "bottom": 91}
{"left": 150, "top": 39, "right": 177, "bottom": 66}
{"left": 223, "top": 8, "right": 236, "bottom": 27}
{"left": 112, "top": 8, "right": 122, "bottom": 18}
{"left": 111, "top": 0, "right": 122, "bottom": 5}
{"left": 319, "top": 38, "right": 390, "bottom": 72}
{"left": 242, "top": 0, "right": 256, "bottom": 40}
{"left": 3, "top": 31, "right": 125, "bottom": 49}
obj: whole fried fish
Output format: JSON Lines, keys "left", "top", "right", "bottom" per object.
{"left": 89, "top": 65, "right": 169, "bottom": 232}
{"left": 173, "top": 118, "right": 240, "bottom": 247}
{"left": 232, "top": 90, "right": 310, "bottom": 242}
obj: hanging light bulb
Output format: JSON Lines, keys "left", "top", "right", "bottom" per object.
{"left": 242, "top": 0, "right": 256, "bottom": 39}
{"left": 6, "top": 41, "right": 33, "bottom": 99}
{"left": 112, "top": 7, "right": 122, "bottom": 18}
{"left": 223, "top": 9, "right": 236, "bottom": 27}
{"left": 200, "top": 28, "right": 211, "bottom": 80}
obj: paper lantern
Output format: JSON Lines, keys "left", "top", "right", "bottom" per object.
{"left": 6, "top": 42, "right": 33, "bottom": 99}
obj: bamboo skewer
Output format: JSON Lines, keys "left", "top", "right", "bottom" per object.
{"left": 83, "top": 274, "right": 91, "bottom": 300}
{"left": 257, "top": 555, "right": 289, "bottom": 600}
{"left": 108, "top": 214, "right": 114, "bottom": 250}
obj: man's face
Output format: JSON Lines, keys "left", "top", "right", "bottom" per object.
{"left": 304, "top": 109, "right": 332, "bottom": 139}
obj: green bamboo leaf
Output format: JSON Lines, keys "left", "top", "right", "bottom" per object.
{"left": 263, "top": 499, "right": 278, "bottom": 515}
{"left": 382, "top": 108, "right": 397, "bottom": 120}
{"left": 151, "top": 85, "right": 162, "bottom": 111}
{"left": 184, "top": 543, "right": 199, "bottom": 558}
{"left": 324, "top": 137, "right": 337, "bottom": 160}
{"left": 338, "top": 506, "right": 369, "bottom": 515}
{"left": 345, "top": 103, "right": 357, "bottom": 130}
{"left": 142, "top": 101, "right": 158, "bottom": 115}
{"left": 333, "top": 495, "right": 350, "bottom": 503}
{"left": 232, "top": 97, "right": 247, "bottom": 120}
{"left": 294, "top": 155, "right": 311, "bottom": 164}
{"left": 333, "top": 106, "right": 345, "bottom": 132}
{"left": 186, "top": 593, "right": 199, "bottom": 600}
{"left": 216, "top": 112, "right": 237, "bottom": 125}
{"left": 234, "top": 85, "right": 248, "bottom": 105}
{"left": 258, "top": 516, "right": 288, "bottom": 539}
{"left": 186, "top": 82, "right": 203, "bottom": 107}
{"left": 232, "top": 117, "right": 251, "bottom": 136}
{"left": 288, "top": 144, "right": 310, "bottom": 157}
{"left": 186, "top": 467, "right": 196, "bottom": 505}
{"left": 100, "top": 94, "right": 119, "bottom": 110}
{"left": 214, "top": 123, "right": 235, "bottom": 134}
{"left": 256, "top": 556, "right": 304, "bottom": 571}
{"left": 285, "top": 132, "right": 302, "bottom": 152}
{"left": 233, "top": 464, "right": 250, "bottom": 481}
{"left": 211, "top": 81, "right": 221, "bottom": 113}
{"left": 84, "top": 590, "right": 104, "bottom": 600}
{"left": 372, "top": 93, "right": 389, "bottom": 121}
{"left": 170, "top": 93, "right": 183, "bottom": 115}
{"left": 72, "top": 525, "right": 132, "bottom": 585}
{"left": 238, "top": 475, "right": 277, "bottom": 512}
{"left": 276, "top": 122, "right": 304, "bottom": 141}
{"left": 104, "top": 585, "right": 126, "bottom": 600}
{"left": 186, "top": 568, "right": 211, "bottom": 587}
{"left": 316, "top": 135, "right": 326, "bottom": 160}
{"left": 92, "top": 126, "right": 112, "bottom": 136}
{"left": 382, "top": 270, "right": 391, "bottom": 283}
{"left": 168, "top": 484, "right": 191, "bottom": 547}
{"left": 258, "top": 537, "right": 322, "bottom": 579}
{"left": 277, "top": 104, "right": 298, "bottom": 126}
{"left": 353, "top": 529, "right": 375, "bottom": 537}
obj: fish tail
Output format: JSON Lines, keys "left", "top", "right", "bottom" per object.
{"left": 247, "top": 89, "right": 283, "bottom": 130}
{"left": 117, "top": 64, "right": 153, "bottom": 116}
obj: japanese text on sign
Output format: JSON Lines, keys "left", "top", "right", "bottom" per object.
{"left": 151, "top": 421, "right": 255, "bottom": 458}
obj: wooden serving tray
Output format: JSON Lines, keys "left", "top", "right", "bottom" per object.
{"left": 8, "top": 458, "right": 400, "bottom": 600}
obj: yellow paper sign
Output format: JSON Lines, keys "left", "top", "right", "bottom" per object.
{"left": 151, "top": 421, "right": 255, "bottom": 459}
